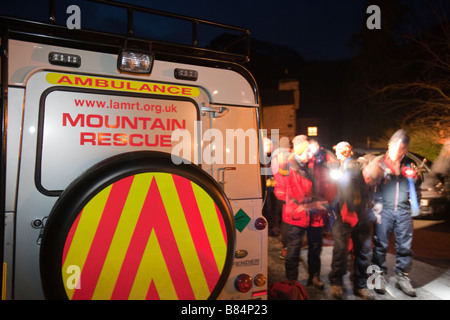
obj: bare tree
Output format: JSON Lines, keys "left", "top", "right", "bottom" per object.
{"left": 351, "top": 0, "right": 450, "bottom": 157}
{"left": 371, "top": 9, "right": 450, "bottom": 129}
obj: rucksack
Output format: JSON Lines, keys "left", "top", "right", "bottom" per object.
{"left": 268, "top": 280, "right": 309, "bottom": 300}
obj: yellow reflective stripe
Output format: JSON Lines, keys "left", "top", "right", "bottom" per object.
{"left": 91, "top": 174, "right": 153, "bottom": 300}
{"left": 155, "top": 174, "right": 210, "bottom": 300}
{"left": 191, "top": 182, "right": 227, "bottom": 272}
{"left": 129, "top": 230, "right": 177, "bottom": 300}
{"left": 62, "top": 185, "right": 112, "bottom": 299}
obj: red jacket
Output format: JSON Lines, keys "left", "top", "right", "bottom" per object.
{"left": 274, "top": 157, "right": 326, "bottom": 228}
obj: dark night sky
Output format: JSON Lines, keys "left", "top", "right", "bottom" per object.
{"left": 1, "top": 0, "right": 448, "bottom": 61}
{"left": 132, "top": 0, "right": 368, "bottom": 61}
{"left": 0, "top": 0, "right": 371, "bottom": 61}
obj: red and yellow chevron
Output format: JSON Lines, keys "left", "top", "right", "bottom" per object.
{"left": 61, "top": 172, "right": 229, "bottom": 300}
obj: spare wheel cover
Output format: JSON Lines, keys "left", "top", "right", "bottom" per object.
{"left": 40, "top": 151, "right": 235, "bottom": 300}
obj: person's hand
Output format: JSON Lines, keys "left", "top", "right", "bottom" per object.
{"left": 373, "top": 203, "right": 383, "bottom": 224}
{"left": 313, "top": 201, "right": 327, "bottom": 211}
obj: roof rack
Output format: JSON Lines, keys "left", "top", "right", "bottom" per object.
{"left": 0, "top": 0, "right": 251, "bottom": 63}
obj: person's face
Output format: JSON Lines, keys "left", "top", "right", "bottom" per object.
{"left": 335, "top": 148, "right": 347, "bottom": 161}
{"left": 293, "top": 143, "right": 304, "bottom": 156}
{"left": 388, "top": 139, "right": 408, "bottom": 162}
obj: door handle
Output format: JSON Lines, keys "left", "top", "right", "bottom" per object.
{"left": 217, "top": 166, "right": 236, "bottom": 191}
{"left": 201, "top": 104, "right": 229, "bottom": 118}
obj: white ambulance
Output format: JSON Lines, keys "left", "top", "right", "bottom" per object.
{"left": 0, "top": 1, "right": 267, "bottom": 300}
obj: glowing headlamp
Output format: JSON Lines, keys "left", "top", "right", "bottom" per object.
{"left": 309, "top": 144, "right": 317, "bottom": 154}
{"left": 308, "top": 144, "right": 318, "bottom": 158}
{"left": 330, "top": 169, "right": 343, "bottom": 180}
{"left": 402, "top": 166, "right": 417, "bottom": 179}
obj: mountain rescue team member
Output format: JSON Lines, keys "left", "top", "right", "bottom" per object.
{"left": 328, "top": 142, "right": 375, "bottom": 300}
{"left": 308, "top": 139, "right": 338, "bottom": 203}
{"left": 308, "top": 139, "right": 338, "bottom": 233}
{"left": 274, "top": 135, "right": 326, "bottom": 289}
{"left": 371, "top": 129, "right": 421, "bottom": 297}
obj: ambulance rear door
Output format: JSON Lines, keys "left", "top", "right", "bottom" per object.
{"left": 201, "top": 100, "right": 267, "bottom": 299}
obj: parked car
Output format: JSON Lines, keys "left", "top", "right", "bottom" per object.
{"left": 353, "top": 148, "right": 450, "bottom": 220}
